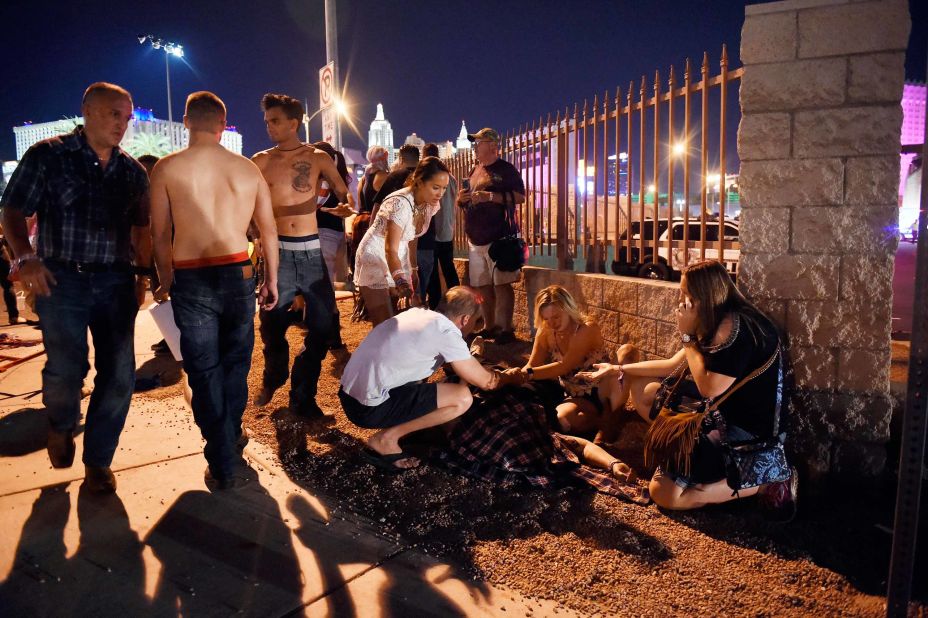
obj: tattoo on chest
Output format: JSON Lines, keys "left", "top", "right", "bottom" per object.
{"left": 291, "top": 160, "right": 312, "bottom": 193}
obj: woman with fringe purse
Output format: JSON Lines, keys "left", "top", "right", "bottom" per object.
{"left": 578, "top": 260, "right": 797, "bottom": 520}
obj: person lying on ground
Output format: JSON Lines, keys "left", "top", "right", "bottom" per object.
{"left": 338, "top": 286, "right": 522, "bottom": 472}
{"left": 577, "top": 260, "right": 796, "bottom": 519}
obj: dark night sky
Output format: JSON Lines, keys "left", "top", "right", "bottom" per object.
{"left": 0, "top": 0, "right": 925, "bottom": 163}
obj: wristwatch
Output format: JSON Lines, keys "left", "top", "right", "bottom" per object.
{"left": 525, "top": 366, "right": 534, "bottom": 380}
{"left": 681, "top": 333, "right": 696, "bottom": 345}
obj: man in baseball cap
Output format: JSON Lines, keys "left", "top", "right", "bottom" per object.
{"left": 456, "top": 127, "right": 525, "bottom": 345}
{"left": 467, "top": 127, "right": 500, "bottom": 143}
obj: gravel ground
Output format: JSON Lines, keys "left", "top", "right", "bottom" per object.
{"left": 136, "top": 299, "right": 927, "bottom": 617}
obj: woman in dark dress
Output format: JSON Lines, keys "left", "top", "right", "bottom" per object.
{"left": 579, "top": 260, "right": 796, "bottom": 516}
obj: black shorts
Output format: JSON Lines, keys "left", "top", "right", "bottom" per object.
{"left": 339, "top": 382, "right": 438, "bottom": 429}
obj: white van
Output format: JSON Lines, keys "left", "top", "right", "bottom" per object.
{"left": 636, "top": 218, "right": 740, "bottom": 280}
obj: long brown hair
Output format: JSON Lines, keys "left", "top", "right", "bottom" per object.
{"left": 682, "top": 260, "right": 772, "bottom": 346}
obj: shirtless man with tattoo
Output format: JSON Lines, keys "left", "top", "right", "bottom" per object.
{"left": 251, "top": 93, "right": 354, "bottom": 418}
{"left": 150, "top": 91, "right": 279, "bottom": 489}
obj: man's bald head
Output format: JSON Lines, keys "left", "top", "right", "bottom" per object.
{"left": 82, "top": 82, "right": 132, "bottom": 109}
{"left": 80, "top": 82, "right": 133, "bottom": 150}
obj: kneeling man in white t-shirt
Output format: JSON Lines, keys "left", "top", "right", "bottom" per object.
{"left": 339, "top": 286, "right": 520, "bottom": 472}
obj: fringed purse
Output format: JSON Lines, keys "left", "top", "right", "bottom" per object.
{"left": 644, "top": 349, "right": 779, "bottom": 477}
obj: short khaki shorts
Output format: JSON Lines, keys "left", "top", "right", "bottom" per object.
{"left": 467, "top": 242, "right": 522, "bottom": 287}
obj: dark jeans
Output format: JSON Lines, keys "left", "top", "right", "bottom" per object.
{"left": 171, "top": 262, "right": 255, "bottom": 479}
{"left": 427, "top": 241, "right": 460, "bottom": 309}
{"left": 259, "top": 247, "right": 339, "bottom": 410}
{"left": 0, "top": 255, "right": 18, "bottom": 320}
{"left": 36, "top": 263, "right": 137, "bottom": 467}
{"left": 416, "top": 248, "right": 434, "bottom": 302}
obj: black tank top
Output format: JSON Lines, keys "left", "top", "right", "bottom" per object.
{"left": 360, "top": 170, "right": 380, "bottom": 213}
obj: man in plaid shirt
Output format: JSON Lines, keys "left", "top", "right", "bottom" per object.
{"left": 0, "top": 82, "right": 151, "bottom": 494}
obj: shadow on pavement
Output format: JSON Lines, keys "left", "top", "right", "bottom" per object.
{"left": 0, "top": 408, "right": 83, "bottom": 457}
{"left": 134, "top": 353, "right": 183, "bottom": 391}
{"left": 269, "top": 398, "right": 672, "bottom": 615}
{"left": 0, "top": 483, "right": 149, "bottom": 614}
{"left": 144, "top": 472, "right": 304, "bottom": 615}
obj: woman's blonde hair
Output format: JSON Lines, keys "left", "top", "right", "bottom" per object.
{"left": 533, "top": 285, "right": 588, "bottom": 330}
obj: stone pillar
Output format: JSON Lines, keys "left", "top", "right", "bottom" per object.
{"left": 737, "top": 0, "right": 910, "bottom": 482}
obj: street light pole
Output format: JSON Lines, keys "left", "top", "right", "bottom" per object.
{"left": 164, "top": 52, "right": 173, "bottom": 148}
{"left": 138, "top": 34, "right": 184, "bottom": 151}
{"left": 324, "top": 0, "right": 341, "bottom": 150}
{"left": 303, "top": 106, "right": 346, "bottom": 143}
{"left": 303, "top": 98, "right": 311, "bottom": 143}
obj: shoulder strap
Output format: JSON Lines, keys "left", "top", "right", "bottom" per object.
{"left": 660, "top": 360, "right": 690, "bottom": 400}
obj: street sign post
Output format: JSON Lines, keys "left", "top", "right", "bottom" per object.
{"left": 317, "top": 61, "right": 339, "bottom": 148}
{"left": 321, "top": 108, "right": 337, "bottom": 146}
{"left": 319, "top": 61, "right": 334, "bottom": 111}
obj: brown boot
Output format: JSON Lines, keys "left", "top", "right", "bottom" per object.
{"left": 47, "top": 428, "right": 75, "bottom": 468}
{"left": 84, "top": 466, "right": 117, "bottom": 494}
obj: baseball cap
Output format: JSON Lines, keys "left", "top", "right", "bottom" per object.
{"left": 467, "top": 127, "right": 500, "bottom": 143}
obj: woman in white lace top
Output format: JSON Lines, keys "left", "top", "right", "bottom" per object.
{"left": 353, "top": 157, "right": 450, "bottom": 325}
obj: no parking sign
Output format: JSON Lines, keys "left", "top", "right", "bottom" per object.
{"left": 318, "top": 61, "right": 334, "bottom": 110}
{"left": 318, "top": 61, "right": 337, "bottom": 145}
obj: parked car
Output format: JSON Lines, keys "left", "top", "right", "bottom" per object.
{"left": 656, "top": 219, "right": 740, "bottom": 280}
{"left": 613, "top": 218, "right": 740, "bottom": 280}
{"left": 610, "top": 219, "right": 671, "bottom": 277}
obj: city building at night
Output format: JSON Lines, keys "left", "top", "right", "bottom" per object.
{"left": 436, "top": 140, "right": 456, "bottom": 159}
{"left": 900, "top": 81, "right": 926, "bottom": 198}
{"left": 367, "top": 103, "right": 395, "bottom": 166}
{"left": 12, "top": 107, "right": 243, "bottom": 160}
{"left": 456, "top": 121, "right": 471, "bottom": 151}
{"left": 403, "top": 132, "right": 425, "bottom": 150}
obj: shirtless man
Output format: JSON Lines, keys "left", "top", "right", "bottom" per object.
{"left": 150, "top": 91, "right": 279, "bottom": 490}
{"left": 251, "top": 93, "right": 353, "bottom": 419}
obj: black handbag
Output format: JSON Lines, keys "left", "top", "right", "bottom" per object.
{"left": 488, "top": 203, "right": 526, "bottom": 272}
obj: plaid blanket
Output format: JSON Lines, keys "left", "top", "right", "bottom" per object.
{"left": 437, "top": 387, "right": 649, "bottom": 505}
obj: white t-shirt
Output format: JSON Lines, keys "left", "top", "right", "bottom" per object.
{"left": 341, "top": 307, "right": 473, "bottom": 406}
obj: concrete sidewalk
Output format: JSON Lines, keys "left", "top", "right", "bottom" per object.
{"left": 0, "top": 308, "right": 573, "bottom": 617}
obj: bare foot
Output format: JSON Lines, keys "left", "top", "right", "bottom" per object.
{"left": 367, "top": 434, "right": 419, "bottom": 469}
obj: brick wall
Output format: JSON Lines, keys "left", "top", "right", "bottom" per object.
{"left": 738, "top": 0, "right": 910, "bottom": 481}
{"left": 454, "top": 261, "right": 681, "bottom": 361}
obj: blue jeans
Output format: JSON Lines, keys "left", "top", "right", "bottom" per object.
{"left": 259, "top": 248, "right": 339, "bottom": 410}
{"left": 171, "top": 262, "right": 256, "bottom": 479}
{"left": 36, "top": 263, "right": 137, "bottom": 467}
{"left": 416, "top": 248, "right": 435, "bottom": 302}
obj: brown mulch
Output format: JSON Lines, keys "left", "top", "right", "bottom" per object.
{"left": 135, "top": 297, "right": 927, "bottom": 617}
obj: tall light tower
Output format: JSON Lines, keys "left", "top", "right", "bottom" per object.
{"left": 324, "top": 0, "right": 341, "bottom": 150}
{"left": 137, "top": 34, "right": 184, "bottom": 150}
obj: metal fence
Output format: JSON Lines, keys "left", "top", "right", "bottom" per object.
{"left": 447, "top": 46, "right": 743, "bottom": 280}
